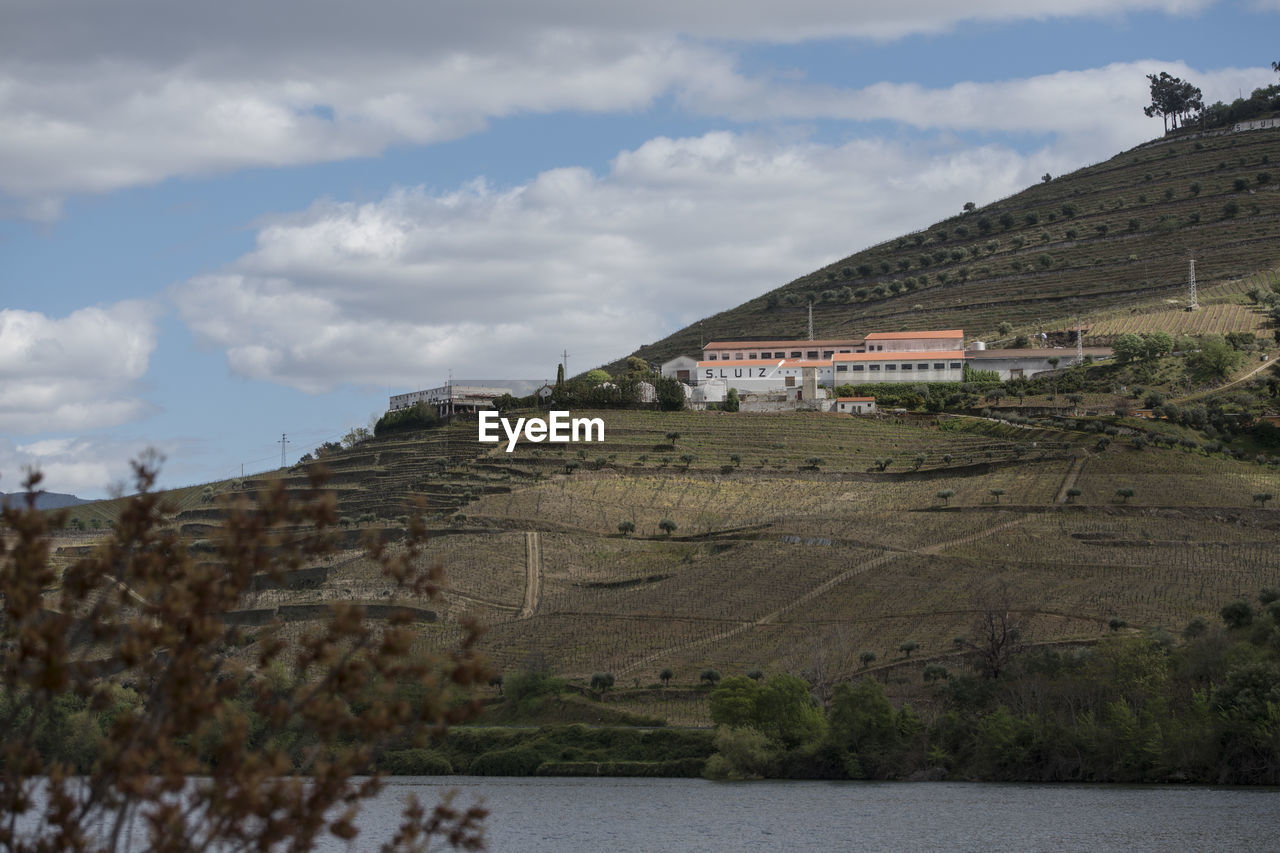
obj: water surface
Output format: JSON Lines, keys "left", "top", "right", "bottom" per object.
{"left": 327, "top": 777, "right": 1280, "bottom": 852}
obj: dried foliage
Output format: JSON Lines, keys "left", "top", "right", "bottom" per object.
{"left": 0, "top": 458, "right": 489, "bottom": 852}
{"left": 960, "top": 583, "right": 1026, "bottom": 680}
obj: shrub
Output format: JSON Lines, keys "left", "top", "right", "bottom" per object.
{"left": 378, "top": 749, "right": 453, "bottom": 776}
{"left": 469, "top": 745, "right": 547, "bottom": 776}
{"left": 0, "top": 462, "right": 488, "bottom": 850}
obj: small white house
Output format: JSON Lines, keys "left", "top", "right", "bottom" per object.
{"left": 835, "top": 396, "right": 877, "bottom": 414}
{"left": 660, "top": 355, "right": 700, "bottom": 384}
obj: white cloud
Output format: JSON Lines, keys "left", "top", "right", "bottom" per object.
{"left": 0, "top": 302, "right": 160, "bottom": 434}
{"left": 0, "top": 435, "right": 179, "bottom": 500}
{"left": 172, "top": 129, "right": 1058, "bottom": 393}
{"left": 684, "top": 61, "right": 1268, "bottom": 151}
{"left": 0, "top": 0, "right": 1226, "bottom": 208}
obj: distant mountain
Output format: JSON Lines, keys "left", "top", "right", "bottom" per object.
{"left": 0, "top": 491, "right": 91, "bottom": 511}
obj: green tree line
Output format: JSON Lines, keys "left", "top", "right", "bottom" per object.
{"left": 704, "top": 589, "right": 1280, "bottom": 784}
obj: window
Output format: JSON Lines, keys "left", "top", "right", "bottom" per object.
{"left": 790, "top": 351, "right": 802, "bottom": 358}
{"left": 918, "top": 363, "right": 929, "bottom": 369}
{"left": 748, "top": 353, "right": 758, "bottom": 359}
{"left": 760, "top": 351, "right": 771, "bottom": 358}
{"left": 707, "top": 354, "right": 717, "bottom": 360}
{"left": 735, "top": 352, "right": 744, "bottom": 360}
{"left": 885, "top": 364, "right": 897, "bottom": 371}
{"left": 869, "top": 364, "right": 881, "bottom": 371}
{"left": 901, "top": 363, "right": 913, "bottom": 370}
{"left": 933, "top": 363, "right": 944, "bottom": 370}
{"left": 876, "top": 345, "right": 884, "bottom": 351}
{"left": 950, "top": 362, "right": 963, "bottom": 369}
{"left": 806, "top": 351, "right": 819, "bottom": 359}
{"left": 785, "top": 376, "right": 796, "bottom": 387}
{"left": 836, "top": 365, "right": 848, "bottom": 372}
{"left": 851, "top": 365, "right": 865, "bottom": 372}
{"left": 823, "top": 350, "right": 834, "bottom": 358}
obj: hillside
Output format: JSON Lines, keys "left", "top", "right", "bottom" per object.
{"left": 46, "top": 403, "right": 1276, "bottom": 727}
{"left": 614, "top": 125, "right": 1280, "bottom": 370}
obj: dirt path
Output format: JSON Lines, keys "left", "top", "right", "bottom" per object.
{"left": 1055, "top": 456, "right": 1088, "bottom": 504}
{"left": 520, "top": 531, "right": 542, "bottom": 619}
{"left": 615, "top": 514, "right": 1030, "bottom": 677}
{"left": 1173, "top": 355, "right": 1274, "bottom": 404}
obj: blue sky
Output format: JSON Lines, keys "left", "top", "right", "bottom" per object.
{"left": 1, "top": 0, "right": 1277, "bottom": 498}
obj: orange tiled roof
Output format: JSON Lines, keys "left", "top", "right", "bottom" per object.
{"left": 863, "top": 330, "right": 964, "bottom": 340}
{"left": 703, "top": 339, "right": 863, "bottom": 349}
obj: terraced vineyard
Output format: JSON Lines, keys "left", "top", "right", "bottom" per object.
{"left": 46, "top": 407, "right": 1269, "bottom": 710}
{"left": 612, "top": 126, "right": 1280, "bottom": 371}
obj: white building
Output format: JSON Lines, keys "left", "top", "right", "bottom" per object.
{"left": 660, "top": 355, "right": 699, "bottom": 383}
{"left": 965, "top": 347, "right": 1113, "bottom": 380}
{"left": 833, "top": 351, "right": 966, "bottom": 383}
{"left": 696, "top": 359, "right": 834, "bottom": 393}
{"left": 834, "top": 396, "right": 877, "bottom": 414}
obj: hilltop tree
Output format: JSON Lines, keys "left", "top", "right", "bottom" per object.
{"left": 1144, "top": 71, "right": 1203, "bottom": 132}
{"left": 625, "top": 356, "right": 651, "bottom": 378}
{"left": 617, "top": 520, "right": 636, "bottom": 536}
{"left": 556, "top": 362, "right": 565, "bottom": 386}
{"left": 0, "top": 462, "right": 489, "bottom": 852}
{"left": 659, "top": 668, "right": 674, "bottom": 687}
{"left": 936, "top": 489, "right": 955, "bottom": 506}
{"left": 659, "top": 518, "right": 678, "bottom": 536}
{"left": 859, "top": 651, "right": 877, "bottom": 668}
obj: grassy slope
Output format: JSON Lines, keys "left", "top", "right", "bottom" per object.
{"left": 608, "top": 126, "right": 1280, "bottom": 372}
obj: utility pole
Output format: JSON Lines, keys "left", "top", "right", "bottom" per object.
{"left": 1076, "top": 317, "right": 1084, "bottom": 363}
{"left": 561, "top": 350, "right": 570, "bottom": 378}
{"left": 1187, "top": 255, "right": 1198, "bottom": 310}
{"left": 807, "top": 302, "right": 814, "bottom": 341}
{"left": 279, "top": 433, "right": 289, "bottom": 469}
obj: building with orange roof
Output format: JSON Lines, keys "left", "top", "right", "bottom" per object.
{"left": 834, "top": 396, "right": 877, "bottom": 414}
{"left": 862, "top": 330, "right": 964, "bottom": 352}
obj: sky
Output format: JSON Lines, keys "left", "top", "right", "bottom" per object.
{"left": 2, "top": 0, "right": 1279, "bottom": 498}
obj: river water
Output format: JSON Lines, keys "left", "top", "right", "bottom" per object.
{"left": 319, "top": 777, "right": 1280, "bottom": 852}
